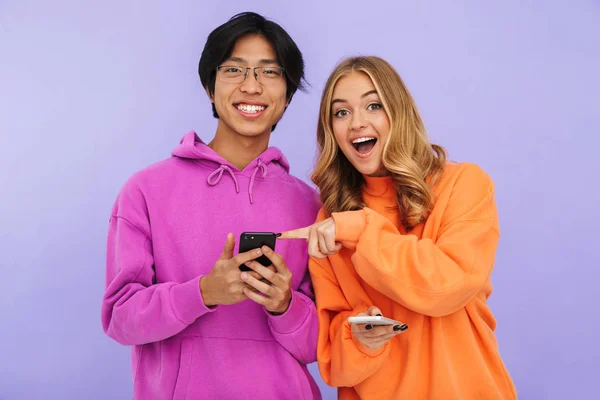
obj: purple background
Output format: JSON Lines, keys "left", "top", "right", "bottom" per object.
{"left": 1, "top": 1, "right": 599, "bottom": 399}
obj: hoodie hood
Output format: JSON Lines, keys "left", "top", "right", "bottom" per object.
{"left": 171, "top": 130, "right": 291, "bottom": 204}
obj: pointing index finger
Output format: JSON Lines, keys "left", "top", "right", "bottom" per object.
{"left": 278, "top": 226, "right": 310, "bottom": 240}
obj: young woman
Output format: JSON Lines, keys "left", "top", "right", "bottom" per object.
{"left": 282, "top": 56, "right": 516, "bottom": 399}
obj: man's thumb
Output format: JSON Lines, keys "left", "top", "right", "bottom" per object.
{"left": 219, "top": 233, "right": 235, "bottom": 260}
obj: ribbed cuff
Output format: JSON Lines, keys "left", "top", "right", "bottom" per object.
{"left": 170, "top": 275, "right": 217, "bottom": 324}
{"left": 332, "top": 210, "right": 366, "bottom": 243}
{"left": 266, "top": 291, "right": 310, "bottom": 334}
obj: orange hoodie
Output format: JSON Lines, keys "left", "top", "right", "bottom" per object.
{"left": 309, "top": 162, "right": 516, "bottom": 399}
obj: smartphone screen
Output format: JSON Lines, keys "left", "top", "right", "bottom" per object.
{"left": 238, "top": 232, "right": 277, "bottom": 271}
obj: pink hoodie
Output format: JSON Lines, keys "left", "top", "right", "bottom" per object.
{"left": 101, "top": 131, "right": 322, "bottom": 399}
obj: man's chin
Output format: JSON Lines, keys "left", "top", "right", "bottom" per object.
{"left": 234, "top": 125, "right": 272, "bottom": 138}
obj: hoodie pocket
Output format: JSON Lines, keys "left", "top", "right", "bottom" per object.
{"left": 172, "top": 335, "right": 313, "bottom": 399}
{"left": 172, "top": 339, "right": 192, "bottom": 400}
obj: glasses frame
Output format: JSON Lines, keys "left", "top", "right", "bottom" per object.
{"left": 215, "top": 65, "right": 286, "bottom": 85}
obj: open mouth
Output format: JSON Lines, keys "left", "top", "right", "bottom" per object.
{"left": 235, "top": 103, "right": 267, "bottom": 115}
{"left": 352, "top": 137, "right": 377, "bottom": 154}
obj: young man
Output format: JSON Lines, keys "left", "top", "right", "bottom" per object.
{"left": 101, "top": 12, "right": 321, "bottom": 399}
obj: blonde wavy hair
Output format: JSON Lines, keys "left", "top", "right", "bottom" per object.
{"left": 311, "top": 56, "right": 447, "bottom": 231}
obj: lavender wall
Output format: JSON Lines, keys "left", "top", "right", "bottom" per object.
{"left": 1, "top": 1, "right": 599, "bottom": 399}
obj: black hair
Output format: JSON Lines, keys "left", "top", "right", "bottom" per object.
{"left": 198, "top": 12, "right": 307, "bottom": 128}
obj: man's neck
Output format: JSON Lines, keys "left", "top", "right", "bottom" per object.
{"left": 208, "top": 124, "right": 271, "bottom": 171}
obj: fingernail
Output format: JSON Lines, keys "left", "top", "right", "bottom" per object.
{"left": 262, "top": 246, "right": 271, "bottom": 253}
{"left": 241, "top": 272, "right": 248, "bottom": 280}
{"left": 245, "top": 261, "right": 251, "bottom": 266}
{"left": 399, "top": 324, "right": 408, "bottom": 331}
{"left": 393, "top": 325, "right": 401, "bottom": 331}
{"left": 256, "top": 249, "right": 262, "bottom": 255}
{"left": 376, "top": 314, "right": 382, "bottom": 316}
{"left": 365, "top": 324, "right": 373, "bottom": 330}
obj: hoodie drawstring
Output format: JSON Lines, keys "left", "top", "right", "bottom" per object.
{"left": 248, "top": 159, "right": 267, "bottom": 204}
{"left": 207, "top": 165, "right": 239, "bottom": 193}
{"left": 206, "top": 160, "right": 267, "bottom": 204}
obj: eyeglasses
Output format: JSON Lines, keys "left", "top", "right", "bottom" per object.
{"left": 216, "top": 65, "right": 285, "bottom": 84}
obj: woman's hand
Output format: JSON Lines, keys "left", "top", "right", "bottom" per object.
{"left": 350, "top": 306, "right": 406, "bottom": 350}
{"left": 280, "top": 217, "right": 342, "bottom": 258}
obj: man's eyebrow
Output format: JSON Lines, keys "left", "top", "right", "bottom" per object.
{"left": 225, "top": 56, "right": 247, "bottom": 64}
{"left": 259, "top": 58, "right": 279, "bottom": 65}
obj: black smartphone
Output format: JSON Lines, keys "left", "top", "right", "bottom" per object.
{"left": 238, "top": 232, "right": 277, "bottom": 271}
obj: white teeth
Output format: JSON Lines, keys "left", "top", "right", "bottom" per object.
{"left": 237, "top": 104, "right": 266, "bottom": 113}
{"left": 352, "top": 137, "right": 376, "bottom": 144}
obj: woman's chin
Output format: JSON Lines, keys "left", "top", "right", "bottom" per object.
{"left": 352, "top": 163, "right": 382, "bottom": 177}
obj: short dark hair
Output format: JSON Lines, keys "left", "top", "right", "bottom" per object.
{"left": 198, "top": 12, "right": 307, "bottom": 124}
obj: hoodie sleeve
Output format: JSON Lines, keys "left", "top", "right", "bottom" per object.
{"left": 332, "top": 164, "right": 499, "bottom": 318}
{"left": 308, "top": 256, "right": 391, "bottom": 387}
{"left": 101, "top": 177, "right": 216, "bottom": 346}
{"left": 264, "top": 267, "right": 319, "bottom": 364}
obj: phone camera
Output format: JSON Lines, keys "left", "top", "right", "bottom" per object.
{"left": 250, "top": 236, "right": 254, "bottom": 239}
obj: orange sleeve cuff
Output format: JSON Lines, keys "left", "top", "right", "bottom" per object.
{"left": 332, "top": 210, "right": 366, "bottom": 245}
{"left": 350, "top": 330, "right": 389, "bottom": 357}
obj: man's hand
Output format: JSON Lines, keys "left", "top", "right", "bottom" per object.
{"left": 240, "top": 245, "right": 293, "bottom": 314}
{"left": 199, "top": 233, "right": 264, "bottom": 307}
